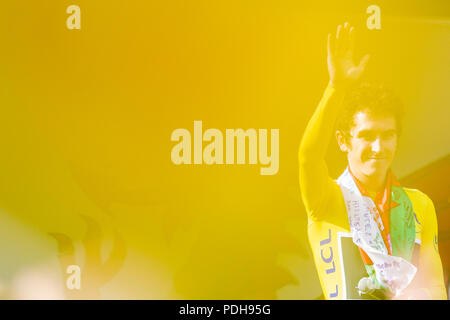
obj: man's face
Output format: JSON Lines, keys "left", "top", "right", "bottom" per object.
{"left": 343, "top": 111, "right": 398, "bottom": 180}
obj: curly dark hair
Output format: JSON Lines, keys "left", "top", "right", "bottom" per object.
{"left": 335, "top": 82, "right": 404, "bottom": 136}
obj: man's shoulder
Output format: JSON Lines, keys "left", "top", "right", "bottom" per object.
{"left": 404, "top": 187, "right": 432, "bottom": 202}
{"left": 403, "top": 187, "right": 435, "bottom": 214}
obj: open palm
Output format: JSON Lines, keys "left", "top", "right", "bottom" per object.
{"left": 327, "top": 23, "right": 370, "bottom": 88}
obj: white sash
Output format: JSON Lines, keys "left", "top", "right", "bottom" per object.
{"left": 337, "top": 168, "right": 416, "bottom": 296}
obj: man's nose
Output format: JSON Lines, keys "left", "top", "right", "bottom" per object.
{"left": 371, "top": 138, "right": 382, "bottom": 153}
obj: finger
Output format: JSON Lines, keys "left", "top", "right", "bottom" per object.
{"left": 336, "top": 24, "right": 343, "bottom": 55}
{"left": 340, "top": 22, "right": 350, "bottom": 54}
{"left": 349, "top": 26, "right": 355, "bottom": 54}
{"left": 336, "top": 24, "right": 342, "bottom": 41}
{"left": 358, "top": 54, "right": 370, "bottom": 71}
{"left": 327, "top": 33, "right": 334, "bottom": 56}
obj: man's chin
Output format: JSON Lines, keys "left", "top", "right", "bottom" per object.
{"left": 363, "top": 163, "right": 389, "bottom": 176}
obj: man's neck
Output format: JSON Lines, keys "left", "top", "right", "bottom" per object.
{"left": 349, "top": 167, "right": 388, "bottom": 195}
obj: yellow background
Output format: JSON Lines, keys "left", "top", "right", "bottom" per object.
{"left": 0, "top": 1, "right": 448, "bottom": 299}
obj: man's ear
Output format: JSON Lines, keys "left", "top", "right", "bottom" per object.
{"left": 335, "top": 130, "right": 349, "bottom": 153}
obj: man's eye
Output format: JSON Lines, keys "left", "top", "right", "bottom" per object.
{"left": 360, "top": 133, "right": 375, "bottom": 141}
{"left": 382, "top": 132, "right": 396, "bottom": 140}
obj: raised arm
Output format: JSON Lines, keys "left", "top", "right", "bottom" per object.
{"left": 299, "top": 23, "right": 370, "bottom": 219}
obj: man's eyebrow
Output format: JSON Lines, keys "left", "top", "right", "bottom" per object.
{"left": 356, "top": 129, "right": 375, "bottom": 136}
{"left": 357, "top": 129, "right": 396, "bottom": 136}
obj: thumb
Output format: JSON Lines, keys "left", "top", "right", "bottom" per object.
{"left": 358, "top": 54, "right": 370, "bottom": 71}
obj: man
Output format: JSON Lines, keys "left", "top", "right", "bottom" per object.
{"left": 298, "top": 23, "right": 447, "bottom": 300}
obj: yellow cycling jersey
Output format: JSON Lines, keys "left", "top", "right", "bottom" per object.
{"left": 299, "top": 85, "right": 447, "bottom": 300}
